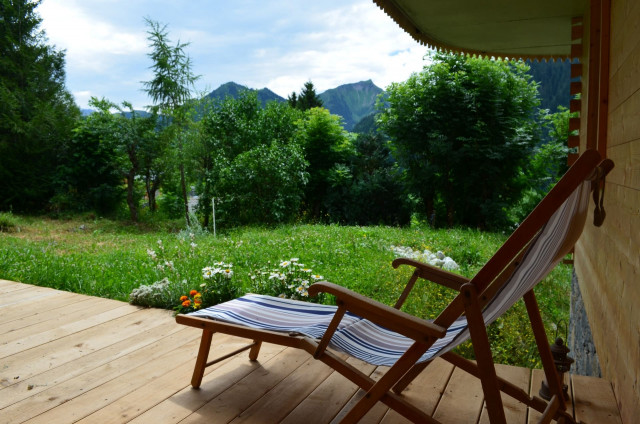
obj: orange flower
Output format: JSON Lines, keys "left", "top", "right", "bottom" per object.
{"left": 180, "top": 295, "right": 188, "bottom": 302}
{"left": 194, "top": 299, "right": 202, "bottom": 305}
{"left": 194, "top": 293, "right": 202, "bottom": 299}
{"left": 189, "top": 289, "right": 198, "bottom": 297}
{"left": 182, "top": 300, "right": 191, "bottom": 307}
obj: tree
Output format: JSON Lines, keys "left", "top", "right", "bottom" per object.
{"left": 324, "top": 132, "right": 410, "bottom": 225}
{"left": 0, "top": 0, "right": 79, "bottom": 212}
{"left": 54, "top": 112, "right": 124, "bottom": 215}
{"left": 197, "top": 92, "right": 307, "bottom": 227}
{"left": 61, "top": 98, "right": 158, "bottom": 221}
{"left": 295, "top": 107, "right": 352, "bottom": 219}
{"left": 290, "top": 81, "right": 323, "bottom": 111}
{"left": 287, "top": 91, "right": 298, "bottom": 109}
{"left": 379, "top": 52, "right": 541, "bottom": 229}
{"left": 142, "top": 18, "right": 199, "bottom": 225}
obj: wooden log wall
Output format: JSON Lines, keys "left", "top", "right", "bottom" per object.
{"left": 575, "top": 0, "right": 640, "bottom": 422}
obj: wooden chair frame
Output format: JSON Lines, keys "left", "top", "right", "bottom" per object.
{"left": 177, "top": 149, "right": 613, "bottom": 423}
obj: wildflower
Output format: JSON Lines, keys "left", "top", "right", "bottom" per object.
{"left": 223, "top": 269, "right": 234, "bottom": 278}
{"left": 302, "top": 268, "right": 312, "bottom": 273}
{"left": 311, "top": 274, "right": 323, "bottom": 280}
{"left": 147, "top": 249, "right": 157, "bottom": 260}
{"left": 290, "top": 258, "right": 299, "bottom": 262}
{"left": 190, "top": 242, "right": 197, "bottom": 249}
{"left": 280, "top": 260, "right": 291, "bottom": 267}
{"left": 202, "top": 267, "right": 214, "bottom": 279}
{"left": 189, "top": 232, "right": 195, "bottom": 240}
{"left": 165, "top": 260, "right": 174, "bottom": 270}
{"left": 278, "top": 293, "right": 287, "bottom": 298}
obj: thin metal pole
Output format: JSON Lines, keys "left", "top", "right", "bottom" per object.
{"left": 212, "top": 197, "right": 216, "bottom": 237}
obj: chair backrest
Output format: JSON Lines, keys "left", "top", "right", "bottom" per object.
{"left": 430, "top": 149, "right": 609, "bottom": 358}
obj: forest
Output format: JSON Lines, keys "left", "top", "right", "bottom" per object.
{"left": 1, "top": 1, "right": 573, "bottom": 232}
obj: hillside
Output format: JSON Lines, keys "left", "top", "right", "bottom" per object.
{"left": 318, "top": 80, "right": 383, "bottom": 131}
{"left": 526, "top": 59, "right": 571, "bottom": 113}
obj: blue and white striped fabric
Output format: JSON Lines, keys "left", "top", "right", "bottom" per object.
{"left": 188, "top": 180, "right": 590, "bottom": 367}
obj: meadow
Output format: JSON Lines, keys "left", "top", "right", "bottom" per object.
{"left": 0, "top": 213, "right": 572, "bottom": 368}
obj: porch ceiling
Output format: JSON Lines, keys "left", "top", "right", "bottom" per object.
{"left": 373, "top": 0, "right": 587, "bottom": 59}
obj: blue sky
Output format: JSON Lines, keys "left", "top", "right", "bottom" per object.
{"left": 39, "top": 0, "right": 429, "bottom": 110}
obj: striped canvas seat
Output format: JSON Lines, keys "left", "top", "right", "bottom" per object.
{"left": 190, "top": 294, "right": 468, "bottom": 366}
{"left": 189, "top": 179, "right": 591, "bottom": 367}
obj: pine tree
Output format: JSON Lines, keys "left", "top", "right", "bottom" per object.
{"left": 0, "top": 0, "right": 79, "bottom": 212}
{"left": 142, "top": 18, "right": 200, "bottom": 225}
{"left": 294, "top": 81, "right": 323, "bottom": 111}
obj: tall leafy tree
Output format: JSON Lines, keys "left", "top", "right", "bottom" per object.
{"left": 379, "top": 52, "right": 540, "bottom": 229}
{"left": 62, "top": 98, "right": 159, "bottom": 221}
{"left": 142, "top": 18, "right": 199, "bottom": 225}
{"left": 197, "top": 92, "right": 307, "bottom": 227}
{"left": 0, "top": 0, "right": 79, "bottom": 212}
{"left": 295, "top": 107, "right": 352, "bottom": 219}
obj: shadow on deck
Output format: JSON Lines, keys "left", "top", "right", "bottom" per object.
{"left": 0, "top": 280, "right": 623, "bottom": 423}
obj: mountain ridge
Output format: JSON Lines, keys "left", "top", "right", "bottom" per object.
{"left": 205, "top": 80, "right": 383, "bottom": 131}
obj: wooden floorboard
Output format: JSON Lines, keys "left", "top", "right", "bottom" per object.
{"left": 0, "top": 281, "right": 625, "bottom": 424}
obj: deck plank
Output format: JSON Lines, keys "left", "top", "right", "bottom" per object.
{"left": 330, "top": 365, "right": 390, "bottom": 424}
{"left": 0, "top": 292, "right": 88, "bottom": 331}
{"left": 134, "top": 346, "right": 306, "bottom": 424}
{"left": 573, "top": 374, "right": 623, "bottom": 424}
{"left": 478, "top": 364, "right": 531, "bottom": 424}
{"left": 0, "top": 281, "right": 625, "bottom": 424}
{"left": 378, "top": 358, "right": 455, "bottom": 424}
{"left": 0, "top": 296, "right": 125, "bottom": 347}
{"left": 432, "top": 366, "right": 485, "bottom": 423}
{"left": 0, "top": 307, "right": 167, "bottom": 387}
{"left": 0, "top": 319, "right": 182, "bottom": 409}
{"left": 19, "top": 336, "right": 206, "bottom": 424}
{"left": 281, "top": 356, "right": 377, "bottom": 424}
{"left": 76, "top": 339, "right": 285, "bottom": 424}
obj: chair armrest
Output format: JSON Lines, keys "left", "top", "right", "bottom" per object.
{"left": 392, "top": 258, "right": 470, "bottom": 291}
{"left": 308, "top": 281, "right": 447, "bottom": 343}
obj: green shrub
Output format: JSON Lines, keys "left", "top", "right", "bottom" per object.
{"left": 0, "top": 212, "right": 18, "bottom": 232}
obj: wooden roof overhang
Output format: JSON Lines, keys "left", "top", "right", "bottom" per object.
{"left": 373, "top": 0, "right": 587, "bottom": 61}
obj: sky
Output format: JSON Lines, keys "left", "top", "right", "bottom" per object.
{"left": 38, "top": 0, "right": 430, "bottom": 110}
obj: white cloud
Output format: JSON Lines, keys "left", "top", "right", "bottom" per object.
{"left": 39, "top": 0, "right": 147, "bottom": 73}
{"left": 37, "top": 0, "right": 429, "bottom": 109}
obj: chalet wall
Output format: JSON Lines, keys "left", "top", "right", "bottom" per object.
{"left": 575, "top": 0, "right": 640, "bottom": 422}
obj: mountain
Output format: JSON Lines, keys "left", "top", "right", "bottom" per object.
{"left": 205, "top": 81, "right": 285, "bottom": 106}
{"left": 526, "top": 59, "right": 571, "bottom": 113}
{"left": 318, "top": 80, "right": 383, "bottom": 131}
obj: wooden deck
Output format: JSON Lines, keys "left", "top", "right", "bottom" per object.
{"left": 0, "top": 280, "right": 623, "bottom": 424}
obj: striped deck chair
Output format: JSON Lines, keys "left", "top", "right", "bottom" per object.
{"left": 176, "top": 149, "right": 613, "bottom": 424}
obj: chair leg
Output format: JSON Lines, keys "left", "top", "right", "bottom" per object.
{"left": 191, "top": 329, "right": 214, "bottom": 389}
{"left": 461, "top": 283, "right": 507, "bottom": 424}
{"left": 523, "top": 290, "right": 567, "bottom": 405}
{"left": 249, "top": 340, "right": 262, "bottom": 361}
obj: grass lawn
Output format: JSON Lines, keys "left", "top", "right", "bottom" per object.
{"left": 0, "top": 214, "right": 572, "bottom": 368}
